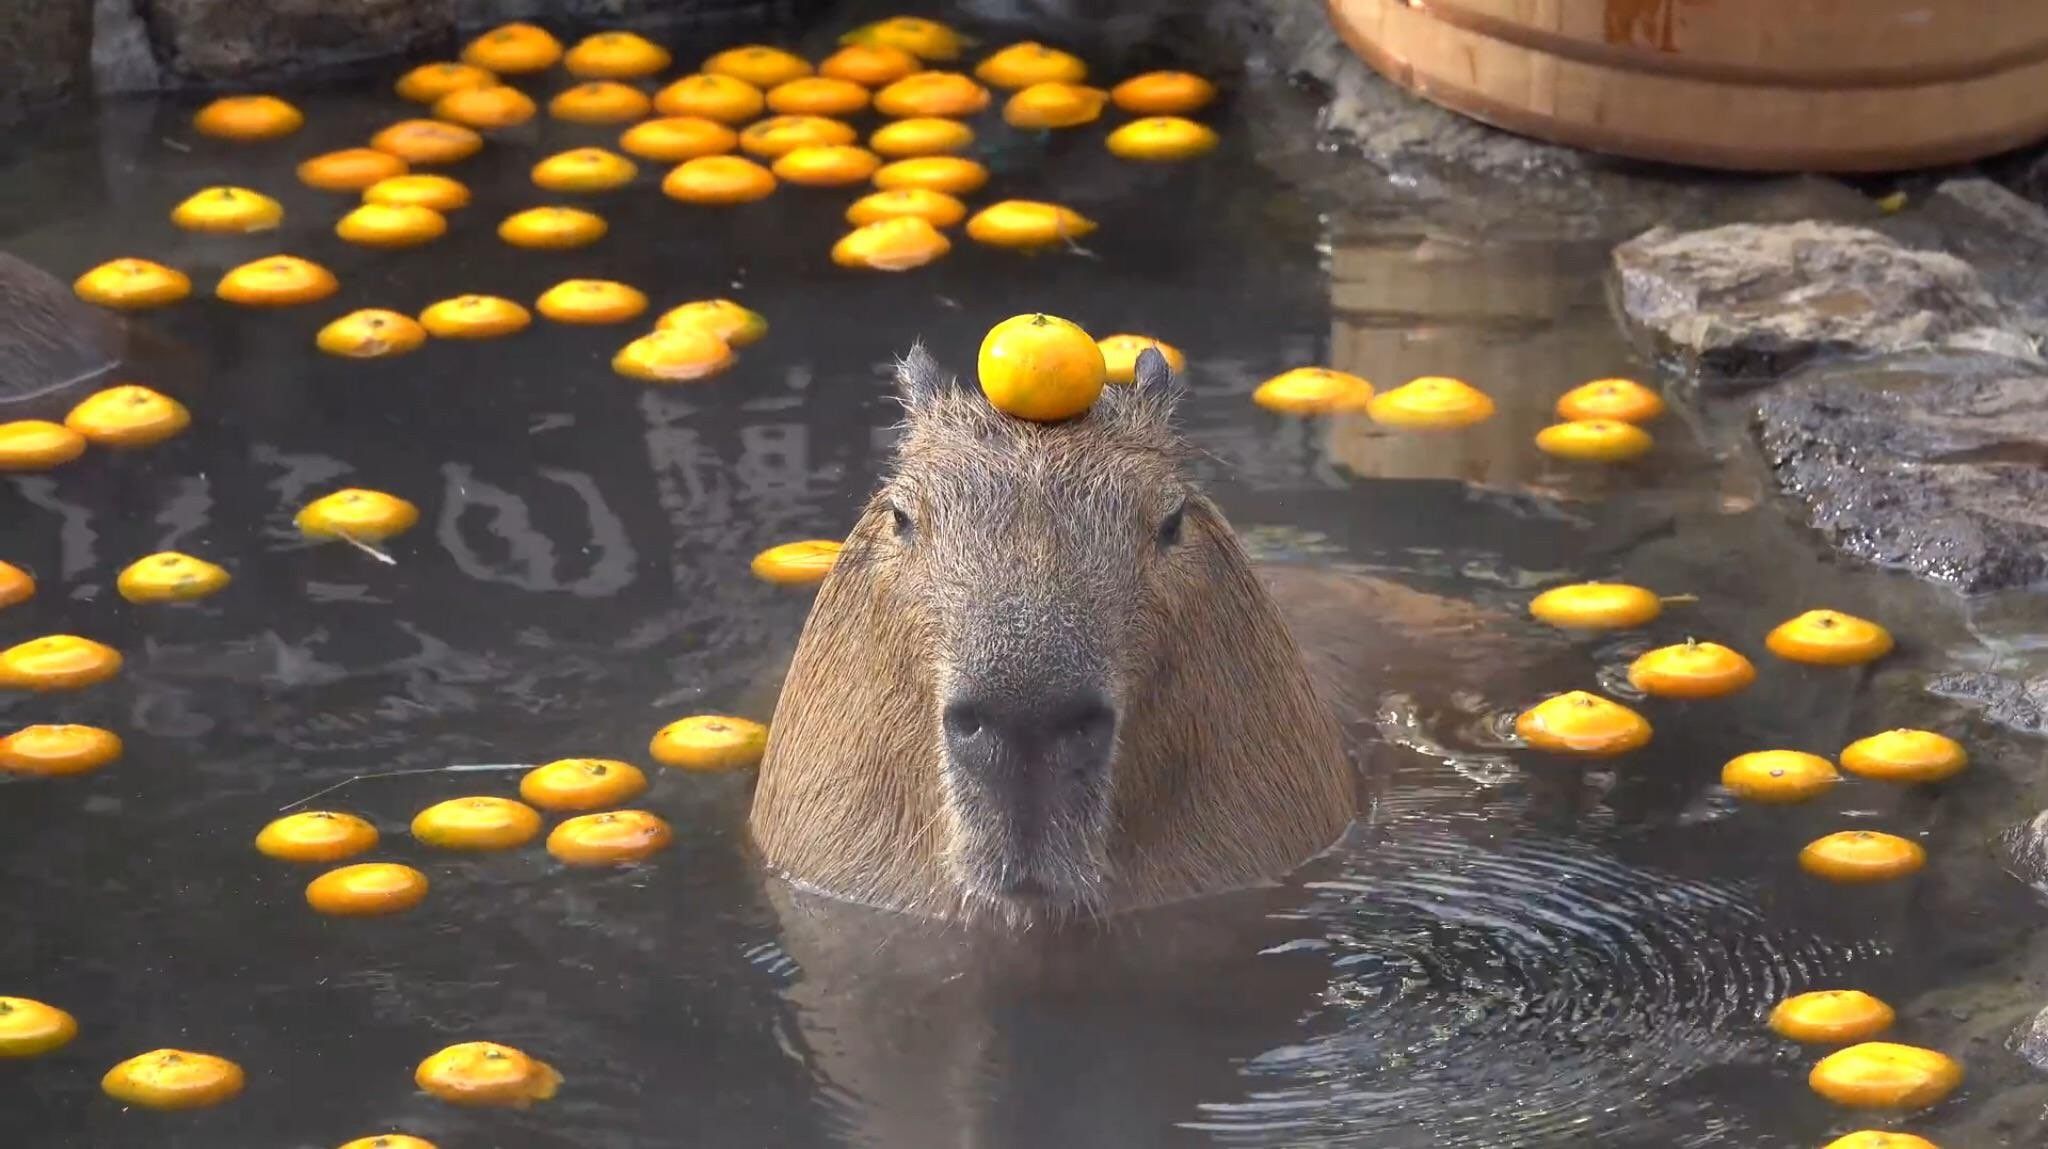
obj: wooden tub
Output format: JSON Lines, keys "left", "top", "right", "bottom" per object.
{"left": 1327, "top": 0, "right": 2048, "bottom": 172}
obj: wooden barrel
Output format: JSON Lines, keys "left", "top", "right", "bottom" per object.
{"left": 1326, "top": 0, "right": 2048, "bottom": 172}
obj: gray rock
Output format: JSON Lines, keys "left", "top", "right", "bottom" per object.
{"left": 1615, "top": 222, "right": 2012, "bottom": 386}
{"left": 139, "top": 0, "right": 456, "bottom": 86}
{"left": 1930, "top": 670, "right": 2048, "bottom": 735}
{"left": 92, "top": 0, "right": 161, "bottom": 96}
{"left": 0, "top": 250, "right": 118, "bottom": 404}
{"left": 2018, "top": 1005, "right": 2048, "bottom": 1074}
{"left": 2000, "top": 811, "right": 2048, "bottom": 901}
{"left": 1754, "top": 351, "right": 2048, "bottom": 592}
{"left": 1905, "top": 179, "right": 2048, "bottom": 349}
{"left": 0, "top": 0, "right": 94, "bottom": 123}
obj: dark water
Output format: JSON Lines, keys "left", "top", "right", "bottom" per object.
{"left": 4, "top": 3, "right": 2046, "bottom": 1147}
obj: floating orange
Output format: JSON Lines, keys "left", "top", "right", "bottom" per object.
{"left": 317, "top": 310, "right": 429, "bottom": 358}
{"left": 874, "top": 71, "right": 990, "bottom": 118}
{"left": 656, "top": 299, "right": 768, "bottom": 347}
{"left": 749, "top": 540, "right": 843, "bottom": 585}
{"left": 0, "top": 635, "right": 123, "bottom": 691}
{"left": 965, "top": 199, "right": 1095, "bottom": 249}
{"left": 115, "top": 552, "right": 229, "bottom": 603}
{"left": 1808, "top": 1043, "right": 1961, "bottom": 1110}
{"left": 531, "top": 147, "right": 639, "bottom": 192}
{"left": 1528, "top": 583, "right": 1662, "bottom": 629}
{"left": 0, "top": 421, "right": 87, "bottom": 472}
{"left": 335, "top": 203, "right": 448, "bottom": 249}
{"left": 254, "top": 810, "right": 379, "bottom": 863}
{"left": 519, "top": 758, "right": 648, "bottom": 811}
{"left": 1626, "top": 640, "right": 1756, "bottom": 699}
{"left": 497, "top": 206, "right": 607, "bottom": 249}
{"left": 1252, "top": 367, "right": 1374, "bottom": 414}
{"left": 1110, "top": 71, "right": 1217, "bottom": 116}
{"left": 819, "top": 42, "right": 919, "bottom": 87}
{"left": 419, "top": 295, "right": 532, "bottom": 339}
{"left": 618, "top": 116, "right": 737, "bottom": 162}
{"left": 0, "top": 724, "right": 122, "bottom": 777}
{"left": 170, "top": 186, "right": 283, "bottom": 233}
{"left": 192, "top": 95, "right": 303, "bottom": 141}
{"left": 611, "top": 328, "right": 736, "bottom": 382}
{"left": 363, "top": 173, "right": 471, "bottom": 211}
{"left": 652, "top": 73, "right": 765, "bottom": 123}
{"left": 101, "top": 1050, "right": 244, "bottom": 1110}
{"left": 869, "top": 116, "right": 974, "bottom": 158}
{"left": 564, "top": 31, "right": 670, "bottom": 79}
{"left": 1819, "top": 1134, "right": 1939, "bottom": 1149}
{"left": 297, "top": 148, "right": 408, "bottom": 192}
{"left": 547, "top": 810, "right": 674, "bottom": 865}
{"left": 738, "top": 114, "right": 858, "bottom": 158}
{"left": 433, "top": 84, "right": 537, "bottom": 130}
{"left": 1003, "top": 82, "right": 1109, "bottom": 129}
{"left": 975, "top": 41, "right": 1087, "bottom": 89}
{"left": 661, "top": 155, "right": 777, "bottom": 204}
{"left": 306, "top": 862, "right": 429, "bottom": 916}
{"left": 215, "top": 255, "right": 338, "bottom": 307}
{"left": 1535, "top": 419, "right": 1654, "bottom": 462}
{"left": 1839, "top": 729, "right": 1968, "bottom": 784}
{"left": 649, "top": 714, "right": 769, "bottom": 770}
{"left": 772, "top": 144, "right": 882, "bottom": 186}
{"left": 1106, "top": 116, "right": 1220, "bottom": 162}
{"left": 1770, "top": 990, "right": 1895, "bottom": 1045}
{"left": 0, "top": 997, "right": 78, "bottom": 1058}
{"left": 1097, "top": 335, "right": 1187, "bottom": 383}
{"left": 461, "top": 22, "right": 563, "bottom": 74}
{"left": 73, "top": 258, "right": 191, "bottom": 310}
{"left": 832, "top": 217, "right": 951, "bottom": 271}
{"left": 844, "top": 187, "right": 967, "bottom": 229}
{"left": 339, "top": 1137, "right": 439, "bottom": 1149}
{"left": 369, "top": 119, "right": 485, "bottom": 165}
{"left": 62, "top": 384, "right": 189, "bottom": 448}
{"left": 705, "top": 45, "right": 812, "bottom": 89}
{"left": 415, "top": 1041, "right": 561, "bottom": 1108}
{"left": 295, "top": 489, "right": 420, "bottom": 542}
{"left": 0, "top": 562, "right": 31, "bottom": 610}
{"left": 1556, "top": 377, "right": 1665, "bottom": 423}
{"left": 1766, "top": 610, "right": 1894, "bottom": 666}
{"left": 1721, "top": 750, "right": 1840, "bottom": 804}
{"left": 873, "top": 155, "right": 989, "bottom": 195}
{"left": 977, "top": 313, "right": 1105, "bottom": 422}
{"left": 1513, "top": 691, "right": 1651, "bottom": 756}
{"left": 766, "top": 75, "right": 870, "bottom": 116}
{"left": 1366, "top": 375, "right": 1496, "bottom": 429}
{"left": 841, "top": 17, "right": 963, "bottom": 62}
{"left": 1799, "top": 831, "right": 1926, "bottom": 883}
{"left": 411, "top": 796, "right": 543, "bottom": 851}
{"left": 396, "top": 62, "right": 498, "bottom": 104}
{"left": 535, "top": 279, "right": 648, "bottom": 325}
{"left": 549, "top": 80, "right": 652, "bottom": 124}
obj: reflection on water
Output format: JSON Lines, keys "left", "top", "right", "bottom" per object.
{"left": 3, "top": 1, "right": 2047, "bottom": 1146}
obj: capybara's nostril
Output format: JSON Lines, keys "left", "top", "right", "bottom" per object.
{"left": 942, "top": 700, "right": 986, "bottom": 742}
{"left": 943, "top": 689, "right": 1116, "bottom": 771}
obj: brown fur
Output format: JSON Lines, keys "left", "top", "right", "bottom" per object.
{"left": 749, "top": 347, "right": 1355, "bottom": 925}
{"left": 0, "top": 250, "right": 116, "bottom": 402}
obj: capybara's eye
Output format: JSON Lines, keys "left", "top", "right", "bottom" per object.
{"left": 890, "top": 503, "right": 915, "bottom": 540}
{"left": 1157, "top": 500, "right": 1187, "bottom": 548}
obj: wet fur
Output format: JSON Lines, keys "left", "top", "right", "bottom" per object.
{"left": 750, "top": 346, "right": 1355, "bottom": 926}
{"left": 0, "top": 250, "right": 116, "bottom": 403}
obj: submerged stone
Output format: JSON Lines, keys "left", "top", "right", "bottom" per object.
{"left": 2017, "top": 1004, "right": 2048, "bottom": 1074}
{"left": 1615, "top": 222, "right": 2010, "bottom": 386}
{"left": 2000, "top": 811, "right": 2048, "bottom": 902}
{"left": 1756, "top": 351, "right": 2048, "bottom": 592}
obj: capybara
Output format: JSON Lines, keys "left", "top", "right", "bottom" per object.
{"left": 0, "top": 249, "right": 115, "bottom": 403}
{"left": 750, "top": 346, "right": 1518, "bottom": 927}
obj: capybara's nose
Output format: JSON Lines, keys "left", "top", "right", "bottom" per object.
{"left": 943, "top": 688, "right": 1118, "bottom": 777}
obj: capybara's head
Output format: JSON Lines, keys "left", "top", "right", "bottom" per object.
{"left": 750, "top": 346, "right": 1353, "bottom": 927}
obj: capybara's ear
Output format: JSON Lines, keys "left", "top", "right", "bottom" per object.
{"left": 1132, "top": 346, "right": 1173, "bottom": 391}
{"left": 893, "top": 341, "right": 955, "bottom": 414}
{"left": 1120, "top": 345, "right": 1185, "bottom": 433}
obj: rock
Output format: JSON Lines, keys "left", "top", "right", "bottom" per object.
{"left": 1930, "top": 671, "right": 2048, "bottom": 735}
{"left": 0, "top": 0, "right": 94, "bottom": 123}
{"left": 1754, "top": 351, "right": 2048, "bottom": 592}
{"left": 2018, "top": 1005, "right": 2048, "bottom": 1074}
{"left": 140, "top": 0, "right": 456, "bottom": 86}
{"left": 2000, "top": 811, "right": 2048, "bottom": 901}
{"left": 0, "top": 250, "right": 118, "bottom": 403}
{"left": 1615, "top": 222, "right": 2013, "bottom": 386}
{"left": 1895, "top": 179, "right": 2048, "bottom": 350}
{"left": 92, "top": 0, "right": 161, "bottom": 96}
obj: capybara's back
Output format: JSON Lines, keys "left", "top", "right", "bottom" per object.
{"left": 0, "top": 250, "right": 116, "bottom": 402}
